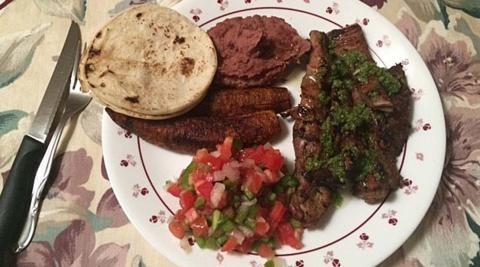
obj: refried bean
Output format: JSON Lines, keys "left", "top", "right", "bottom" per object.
{"left": 207, "top": 15, "right": 311, "bottom": 88}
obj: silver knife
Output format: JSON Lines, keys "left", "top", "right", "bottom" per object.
{"left": 0, "top": 22, "right": 81, "bottom": 266}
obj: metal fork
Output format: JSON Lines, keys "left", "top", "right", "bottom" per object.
{"left": 15, "top": 45, "right": 92, "bottom": 253}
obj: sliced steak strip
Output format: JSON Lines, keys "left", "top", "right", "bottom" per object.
{"left": 289, "top": 31, "right": 335, "bottom": 226}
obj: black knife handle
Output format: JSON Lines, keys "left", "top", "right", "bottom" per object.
{"left": 0, "top": 135, "right": 45, "bottom": 265}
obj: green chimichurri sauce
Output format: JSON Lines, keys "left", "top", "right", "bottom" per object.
{"left": 307, "top": 50, "right": 399, "bottom": 184}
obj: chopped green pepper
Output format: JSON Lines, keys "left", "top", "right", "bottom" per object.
{"left": 196, "top": 237, "right": 206, "bottom": 249}
{"left": 216, "top": 235, "right": 228, "bottom": 247}
{"left": 235, "top": 205, "right": 250, "bottom": 224}
{"left": 221, "top": 219, "right": 235, "bottom": 233}
{"left": 279, "top": 175, "right": 299, "bottom": 188}
{"left": 205, "top": 237, "right": 218, "bottom": 250}
{"left": 290, "top": 218, "right": 302, "bottom": 229}
{"left": 245, "top": 217, "right": 256, "bottom": 230}
{"left": 211, "top": 210, "right": 222, "bottom": 231}
{"left": 180, "top": 161, "right": 197, "bottom": 189}
{"left": 264, "top": 259, "right": 275, "bottom": 267}
{"left": 244, "top": 190, "right": 255, "bottom": 200}
{"left": 247, "top": 206, "right": 258, "bottom": 219}
{"left": 194, "top": 197, "right": 206, "bottom": 209}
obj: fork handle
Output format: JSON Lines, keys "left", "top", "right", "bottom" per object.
{"left": 0, "top": 136, "right": 45, "bottom": 266}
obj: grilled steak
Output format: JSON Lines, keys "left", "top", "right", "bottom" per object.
{"left": 289, "top": 24, "right": 412, "bottom": 225}
{"left": 327, "top": 24, "right": 372, "bottom": 60}
{"left": 191, "top": 87, "right": 291, "bottom": 116}
{"left": 107, "top": 109, "right": 281, "bottom": 154}
{"left": 289, "top": 31, "right": 334, "bottom": 226}
{"left": 352, "top": 64, "right": 412, "bottom": 203}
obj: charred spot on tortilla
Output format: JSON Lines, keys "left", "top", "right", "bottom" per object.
{"left": 96, "top": 31, "right": 102, "bottom": 39}
{"left": 88, "top": 48, "right": 101, "bottom": 59}
{"left": 136, "top": 12, "right": 143, "bottom": 19}
{"left": 180, "top": 57, "right": 195, "bottom": 76}
{"left": 125, "top": 96, "right": 140, "bottom": 103}
{"left": 173, "top": 35, "right": 186, "bottom": 45}
{"left": 85, "top": 63, "right": 95, "bottom": 75}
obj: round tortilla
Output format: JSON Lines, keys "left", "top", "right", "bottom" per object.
{"left": 79, "top": 4, "right": 217, "bottom": 119}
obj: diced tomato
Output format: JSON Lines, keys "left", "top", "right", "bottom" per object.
{"left": 285, "top": 235, "right": 303, "bottom": 249}
{"left": 258, "top": 244, "right": 275, "bottom": 258}
{"left": 237, "top": 237, "right": 255, "bottom": 253}
{"left": 222, "top": 236, "right": 238, "bottom": 252}
{"left": 190, "top": 169, "right": 207, "bottom": 184}
{"left": 194, "top": 148, "right": 210, "bottom": 163}
{"left": 190, "top": 216, "right": 209, "bottom": 237}
{"left": 167, "top": 182, "right": 182, "bottom": 197}
{"left": 205, "top": 172, "right": 214, "bottom": 182}
{"left": 169, "top": 220, "right": 185, "bottom": 239}
{"left": 173, "top": 209, "right": 186, "bottom": 221}
{"left": 195, "top": 148, "right": 225, "bottom": 171}
{"left": 277, "top": 222, "right": 303, "bottom": 249}
{"left": 244, "top": 170, "right": 263, "bottom": 194}
{"left": 199, "top": 155, "right": 224, "bottom": 171}
{"left": 216, "top": 190, "right": 229, "bottom": 209}
{"left": 257, "top": 207, "right": 269, "bottom": 219}
{"left": 255, "top": 220, "right": 270, "bottom": 236}
{"left": 262, "top": 149, "right": 284, "bottom": 172}
{"left": 195, "top": 181, "right": 213, "bottom": 199}
{"left": 179, "top": 190, "right": 196, "bottom": 210}
{"left": 269, "top": 201, "right": 286, "bottom": 223}
{"left": 239, "top": 146, "right": 283, "bottom": 173}
{"left": 217, "top": 137, "right": 233, "bottom": 160}
{"left": 239, "top": 146, "right": 265, "bottom": 163}
{"left": 184, "top": 208, "right": 199, "bottom": 223}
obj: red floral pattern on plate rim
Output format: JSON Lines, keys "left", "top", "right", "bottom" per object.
{"left": 381, "top": 209, "right": 398, "bottom": 225}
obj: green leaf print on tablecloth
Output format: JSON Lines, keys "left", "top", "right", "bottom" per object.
{"left": 0, "top": 23, "right": 50, "bottom": 88}
{"left": 467, "top": 212, "right": 480, "bottom": 267}
{"left": 0, "top": 109, "right": 27, "bottom": 135}
{"left": 404, "top": 0, "right": 480, "bottom": 28}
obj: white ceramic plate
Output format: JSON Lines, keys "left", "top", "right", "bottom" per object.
{"left": 102, "top": 1, "right": 446, "bottom": 266}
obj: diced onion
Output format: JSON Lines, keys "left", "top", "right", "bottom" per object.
{"left": 238, "top": 225, "right": 254, "bottom": 238}
{"left": 241, "top": 198, "right": 257, "bottom": 207}
{"left": 213, "top": 162, "right": 240, "bottom": 182}
{"left": 184, "top": 208, "right": 198, "bottom": 223}
{"left": 180, "top": 237, "right": 192, "bottom": 253}
{"left": 213, "top": 170, "right": 226, "bottom": 182}
{"left": 231, "top": 229, "right": 245, "bottom": 244}
{"left": 241, "top": 159, "right": 255, "bottom": 168}
{"left": 210, "top": 182, "right": 225, "bottom": 208}
{"left": 210, "top": 151, "right": 221, "bottom": 157}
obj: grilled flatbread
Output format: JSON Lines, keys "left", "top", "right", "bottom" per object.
{"left": 79, "top": 4, "right": 217, "bottom": 119}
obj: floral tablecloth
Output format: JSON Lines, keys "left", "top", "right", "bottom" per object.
{"left": 0, "top": 0, "right": 479, "bottom": 266}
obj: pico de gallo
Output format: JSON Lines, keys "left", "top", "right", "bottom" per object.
{"left": 166, "top": 137, "right": 303, "bottom": 258}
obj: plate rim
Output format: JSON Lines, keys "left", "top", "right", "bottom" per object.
{"left": 102, "top": 1, "right": 446, "bottom": 266}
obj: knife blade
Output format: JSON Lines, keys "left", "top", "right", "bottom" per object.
{"left": 0, "top": 21, "right": 81, "bottom": 266}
